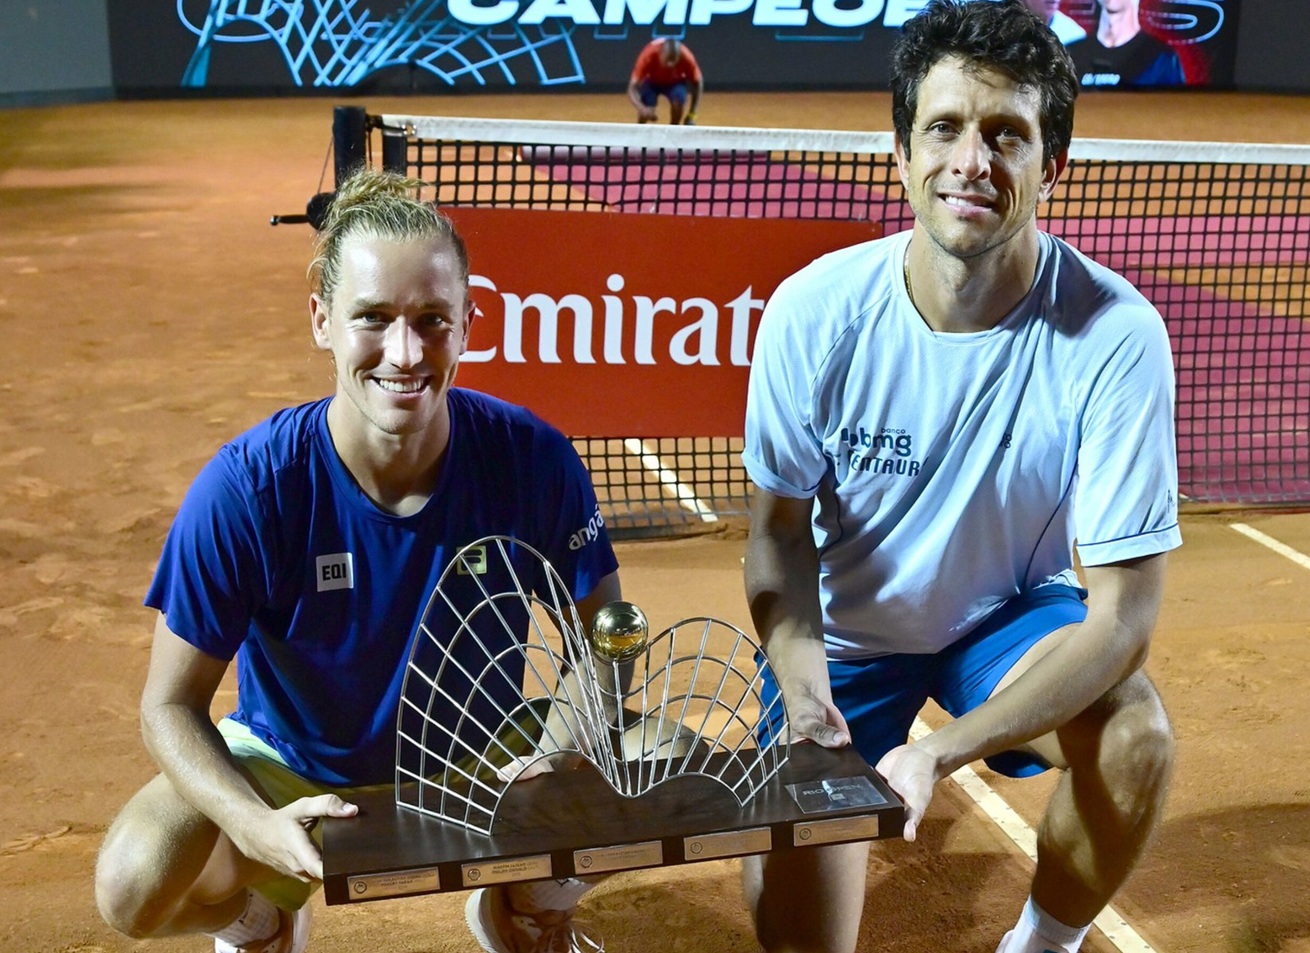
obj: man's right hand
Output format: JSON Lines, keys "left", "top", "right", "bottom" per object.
{"left": 229, "top": 793, "right": 358, "bottom": 883}
{"left": 784, "top": 686, "right": 851, "bottom": 749}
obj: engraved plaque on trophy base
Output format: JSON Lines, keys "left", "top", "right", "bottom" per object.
{"left": 323, "top": 743, "right": 903, "bottom": 905}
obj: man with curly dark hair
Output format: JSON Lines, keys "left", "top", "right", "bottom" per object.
{"left": 742, "top": 2, "right": 1178, "bottom": 951}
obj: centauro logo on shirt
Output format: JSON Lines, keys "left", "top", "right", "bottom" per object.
{"left": 841, "top": 425, "right": 922, "bottom": 477}
{"left": 568, "top": 505, "right": 606, "bottom": 551}
{"left": 315, "top": 552, "right": 354, "bottom": 592}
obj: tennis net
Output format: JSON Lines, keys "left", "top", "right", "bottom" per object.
{"left": 338, "top": 107, "right": 1310, "bottom": 533}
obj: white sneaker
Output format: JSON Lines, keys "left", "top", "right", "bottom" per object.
{"left": 465, "top": 886, "right": 602, "bottom": 953}
{"left": 995, "top": 932, "right": 1064, "bottom": 953}
{"left": 215, "top": 903, "right": 311, "bottom": 953}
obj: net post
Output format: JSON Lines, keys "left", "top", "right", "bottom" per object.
{"left": 381, "top": 128, "right": 408, "bottom": 176}
{"left": 333, "top": 105, "right": 369, "bottom": 187}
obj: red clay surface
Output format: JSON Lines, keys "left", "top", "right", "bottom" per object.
{"left": 1, "top": 90, "right": 1309, "bottom": 952}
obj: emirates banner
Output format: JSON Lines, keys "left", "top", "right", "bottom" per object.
{"left": 447, "top": 207, "right": 877, "bottom": 436}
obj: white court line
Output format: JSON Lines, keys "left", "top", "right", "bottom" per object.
{"left": 622, "top": 438, "right": 719, "bottom": 522}
{"left": 1230, "top": 523, "right": 1310, "bottom": 570}
{"left": 897, "top": 519, "right": 1308, "bottom": 950}
{"left": 909, "top": 718, "right": 1159, "bottom": 953}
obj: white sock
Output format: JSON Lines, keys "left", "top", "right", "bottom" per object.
{"left": 1003, "top": 896, "right": 1091, "bottom": 953}
{"left": 210, "top": 890, "right": 281, "bottom": 946}
{"left": 515, "top": 877, "right": 597, "bottom": 911}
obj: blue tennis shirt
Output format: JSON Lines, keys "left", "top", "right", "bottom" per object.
{"left": 146, "top": 390, "right": 618, "bottom": 785}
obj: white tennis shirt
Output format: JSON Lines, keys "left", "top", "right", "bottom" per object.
{"left": 744, "top": 230, "right": 1182, "bottom": 658}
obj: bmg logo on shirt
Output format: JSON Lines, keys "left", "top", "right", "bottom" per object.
{"left": 316, "top": 552, "right": 354, "bottom": 592}
{"left": 840, "top": 424, "right": 922, "bottom": 478}
{"left": 841, "top": 425, "right": 912, "bottom": 457}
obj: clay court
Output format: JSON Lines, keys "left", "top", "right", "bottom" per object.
{"left": 1, "top": 88, "right": 1309, "bottom": 953}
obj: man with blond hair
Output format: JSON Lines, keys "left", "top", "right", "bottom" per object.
{"left": 95, "top": 168, "right": 620, "bottom": 953}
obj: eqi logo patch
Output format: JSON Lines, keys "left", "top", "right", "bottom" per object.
{"left": 316, "top": 552, "right": 354, "bottom": 592}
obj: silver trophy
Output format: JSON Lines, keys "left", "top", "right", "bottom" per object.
{"left": 322, "top": 536, "right": 899, "bottom": 904}
{"left": 394, "top": 536, "right": 790, "bottom": 834}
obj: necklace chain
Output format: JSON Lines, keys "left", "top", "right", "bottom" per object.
{"left": 903, "top": 254, "right": 916, "bottom": 309}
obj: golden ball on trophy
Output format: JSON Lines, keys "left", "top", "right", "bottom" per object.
{"left": 590, "top": 600, "right": 650, "bottom": 662}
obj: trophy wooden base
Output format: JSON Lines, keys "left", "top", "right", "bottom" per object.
{"left": 323, "top": 743, "right": 903, "bottom": 905}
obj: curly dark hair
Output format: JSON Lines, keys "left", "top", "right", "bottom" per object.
{"left": 890, "top": 0, "right": 1078, "bottom": 164}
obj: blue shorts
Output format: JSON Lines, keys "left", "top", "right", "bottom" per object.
{"left": 760, "top": 585, "right": 1088, "bottom": 778}
{"left": 638, "top": 79, "right": 688, "bottom": 106}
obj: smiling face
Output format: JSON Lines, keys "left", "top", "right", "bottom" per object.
{"left": 895, "top": 55, "right": 1063, "bottom": 265}
{"left": 310, "top": 233, "right": 472, "bottom": 445}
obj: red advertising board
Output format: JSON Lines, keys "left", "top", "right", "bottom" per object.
{"left": 447, "top": 207, "right": 878, "bottom": 437}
